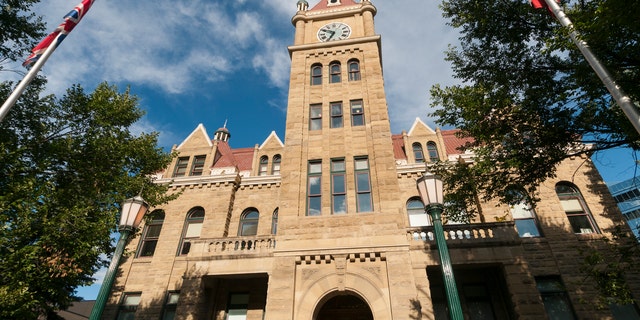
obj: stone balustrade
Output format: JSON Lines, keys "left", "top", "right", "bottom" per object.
{"left": 188, "top": 236, "right": 276, "bottom": 258}
{"left": 407, "top": 221, "right": 520, "bottom": 248}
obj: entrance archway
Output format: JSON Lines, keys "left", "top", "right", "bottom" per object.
{"left": 315, "top": 293, "right": 374, "bottom": 320}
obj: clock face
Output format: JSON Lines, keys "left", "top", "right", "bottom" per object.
{"left": 317, "top": 22, "right": 351, "bottom": 42}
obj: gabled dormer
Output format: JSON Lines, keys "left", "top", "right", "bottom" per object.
{"left": 254, "top": 131, "right": 285, "bottom": 176}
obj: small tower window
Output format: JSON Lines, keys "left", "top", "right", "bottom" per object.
{"left": 190, "top": 155, "right": 206, "bottom": 176}
{"left": 427, "top": 141, "right": 439, "bottom": 162}
{"left": 258, "top": 156, "right": 268, "bottom": 176}
{"left": 173, "top": 156, "right": 189, "bottom": 177}
{"left": 310, "top": 104, "right": 322, "bottom": 130}
{"left": 272, "top": 154, "right": 281, "bottom": 175}
{"left": 330, "top": 102, "right": 343, "bottom": 128}
{"left": 351, "top": 100, "right": 364, "bottom": 126}
{"left": 354, "top": 157, "right": 373, "bottom": 212}
{"left": 311, "top": 64, "right": 323, "bottom": 85}
{"left": 348, "top": 59, "right": 361, "bottom": 81}
{"left": 331, "top": 158, "right": 347, "bottom": 214}
{"left": 413, "top": 143, "right": 424, "bottom": 163}
{"left": 307, "top": 160, "right": 322, "bottom": 216}
{"left": 329, "top": 61, "right": 341, "bottom": 83}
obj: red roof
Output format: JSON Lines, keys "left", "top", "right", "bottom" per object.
{"left": 232, "top": 148, "right": 255, "bottom": 171}
{"left": 392, "top": 134, "right": 406, "bottom": 160}
{"left": 310, "top": 0, "right": 361, "bottom": 11}
{"left": 441, "top": 129, "right": 474, "bottom": 155}
{"left": 212, "top": 141, "right": 254, "bottom": 171}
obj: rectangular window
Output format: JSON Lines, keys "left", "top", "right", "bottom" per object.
{"left": 190, "top": 155, "right": 206, "bottom": 176}
{"left": 117, "top": 293, "right": 141, "bottom": 320}
{"left": 330, "top": 102, "right": 343, "bottom": 128}
{"left": 351, "top": 100, "right": 364, "bottom": 126}
{"left": 162, "top": 292, "right": 180, "bottom": 320}
{"left": 227, "top": 293, "right": 249, "bottom": 320}
{"left": 331, "top": 159, "right": 347, "bottom": 214}
{"left": 173, "top": 157, "right": 189, "bottom": 177}
{"left": 354, "top": 157, "right": 372, "bottom": 212}
{"left": 307, "top": 160, "right": 322, "bottom": 216}
{"left": 536, "top": 276, "right": 577, "bottom": 320}
{"left": 310, "top": 104, "right": 322, "bottom": 131}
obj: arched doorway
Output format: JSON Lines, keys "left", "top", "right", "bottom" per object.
{"left": 315, "top": 293, "right": 374, "bottom": 320}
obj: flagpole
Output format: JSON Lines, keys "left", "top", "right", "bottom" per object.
{"left": 543, "top": 0, "right": 640, "bottom": 135}
{"left": 0, "top": 33, "right": 63, "bottom": 123}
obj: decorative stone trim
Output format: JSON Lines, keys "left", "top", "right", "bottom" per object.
{"left": 348, "top": 252, "right": 385, "bottom": 262}
{"left": 296, "top": 254, "right": 334, "bottom": 265}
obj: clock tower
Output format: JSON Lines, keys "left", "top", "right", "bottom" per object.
{"left": 273, "top": 0, "right": 410, "bottom": 318}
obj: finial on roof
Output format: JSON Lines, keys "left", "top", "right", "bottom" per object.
{"left": 297, "top": 0, "right": 309, "bottom": 11}
{"left": 223, "top": 119, "right": 227, "bottom": 128}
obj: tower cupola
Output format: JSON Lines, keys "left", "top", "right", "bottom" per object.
{"left": 297, "top": 0, "right": 309, "bottom": 11}
{"left": 213, "top": 121, "right": 230, "bottom": 142}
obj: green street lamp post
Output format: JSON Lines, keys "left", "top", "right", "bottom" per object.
{"left": 416, "top": 173, "right": 464, "bottom": 320}
{"left": 89, "top": 195, "right": 149, "bottom": 320}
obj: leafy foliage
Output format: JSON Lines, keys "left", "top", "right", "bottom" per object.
{"left": 0, "top": 0, "right": 45, "bottom": 69}
{"left": 430, "top": 0, "right": 640, "bottom": 209}
{"left": 579, "top": 226, "right": 639, "bottom": 307}
{"left": 0, "top": 80, "right": 175, "bottom": 318}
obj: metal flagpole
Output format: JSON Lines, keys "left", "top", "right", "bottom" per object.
{"left": 543, "top": 0, "right": 640, "bottom": 135}
{"left": 0, "top": 33, "right": 63, "bottom": 123}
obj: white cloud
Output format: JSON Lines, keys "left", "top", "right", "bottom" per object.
{"left": 24, "top": 0, "right": 461, "bottom": 143}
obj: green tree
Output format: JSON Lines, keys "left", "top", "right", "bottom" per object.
{"left": 430, "top": 0, "right": 640, "bottom": 209}
{"left": 0, "top": 0, "right": 46, "bottom": 69}
{"left": 430, "top": 0, "right": 639, "bottom": 305}
{"left": 0, "top": 80, "right": 175, "bottom": 318}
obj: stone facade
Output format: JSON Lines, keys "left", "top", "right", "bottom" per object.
{"left": 103, "top": 1, "right": 640, "bottom": 319}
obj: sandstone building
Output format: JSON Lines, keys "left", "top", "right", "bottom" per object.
{"left": 103, "top": 0, "right": 640, "bottom": 319}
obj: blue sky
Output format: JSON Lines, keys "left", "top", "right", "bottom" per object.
{"left": 4, "top": 0, "right": 638, "bottom": 300}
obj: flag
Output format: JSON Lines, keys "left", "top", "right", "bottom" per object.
{"left": 23, "top": 0, "right": 95, "bottom": 67}
{"left": 531, "top": 0, "right": 559, "bottom": 9}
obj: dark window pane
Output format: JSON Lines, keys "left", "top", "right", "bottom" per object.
{"left": 567, "top": 215, "right": 594, "bottom": 234}
{"left": 333, "top": 174, "right": 345, "bottom": 193}
{"left": 356, "top": 173, "right": 371, "bottom": 192}
{"left": 139, "top": 240, "right": 157, "bottom": 257}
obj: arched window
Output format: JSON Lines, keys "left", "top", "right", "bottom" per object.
{"left": 258, "top": 156, "right": 268, "bottom": 176}
{"left": 239, "top": 208, "right": 259, "bottom": 236}
{"left": 272, "top": 155, "right": 281, "bottom": 175}
{"left": 413, "top": 143, "right": 424, "bottom": 163}
{"left": 178, "top": 207, "right": 205, "bottom": 255}
{"left": 271, "top": 208, "right": 279, "bottom": 235}
{"left": 508, "top": 189, "right": 541, "bottom": 237}
{"left": 348, "top": 59, "right": 361, "bottom": 81}
{"left": 329, "top": 61, "right": 341, "bottom": 83}
{"left": 137, "top": 210, "right": 165, "bottom": 257}
{"left": 407, "top": 197, "right": 430, "bottom": 226}
{"left": 427, "top": 141, "right": 439, "bottom": 162}
{"left": 556, "top": 182, "right": 599, "bottom": 234}
{"left": 311, "top": 63, "right": 323, "bottom": 85}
